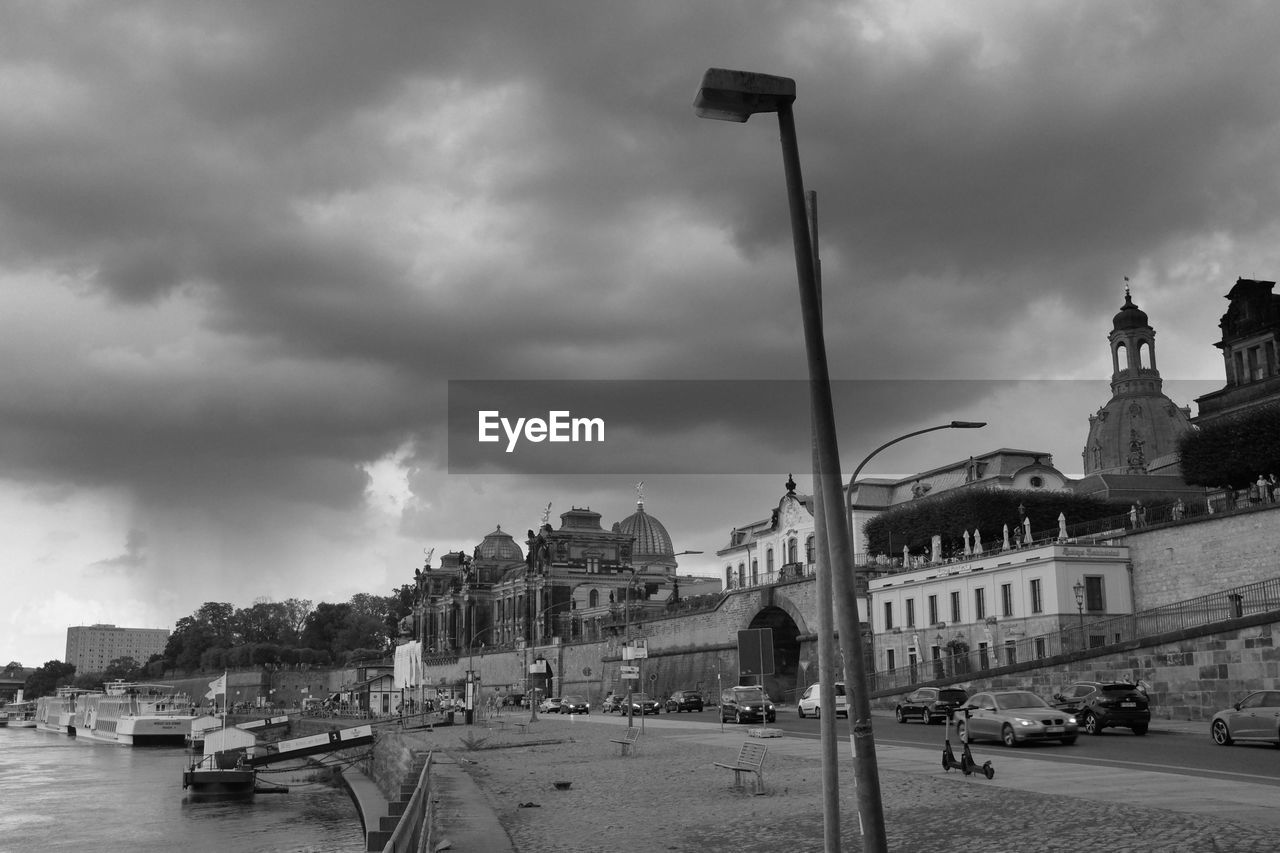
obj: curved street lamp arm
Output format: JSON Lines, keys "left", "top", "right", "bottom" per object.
{"left": 844, "top": 421, "right": 986, "bottom": 558}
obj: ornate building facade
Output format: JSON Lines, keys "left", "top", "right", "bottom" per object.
{"left": 1082, "top": 286, "right": 1194, "bottom": 477}
{"left": 413, "top": 492, "right": 683, "bottom": 657}
{"left": 1194, "top": 277, "right": 1280, "bottom": 426}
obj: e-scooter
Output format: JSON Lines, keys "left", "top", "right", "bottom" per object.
{"left": 941, "top": 708, "right": 994, "bottom": 779}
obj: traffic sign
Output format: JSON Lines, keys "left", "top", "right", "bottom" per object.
{"left": 619, "top": 665, "right": 640, "bottom": 677}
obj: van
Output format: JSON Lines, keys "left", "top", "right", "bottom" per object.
{"left": 797, "top": 682, "right": 848, "bottom": 719}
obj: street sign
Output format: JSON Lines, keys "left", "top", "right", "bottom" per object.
{"left": 621, "top": 639, "right": 649, "bottom": 660}
{"left": 619, "top": 665, "right": 640, "bottom": 677}
{"left": 737, "top": 628, "right": 775, "bottom": 677}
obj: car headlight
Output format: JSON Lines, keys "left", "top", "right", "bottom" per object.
{"left": 1014, "top": 718, "right": 1036, "bottom": 727}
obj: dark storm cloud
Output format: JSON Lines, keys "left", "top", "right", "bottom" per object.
{"left": 3, "top": 3, "right": 1280, "bottom": 664}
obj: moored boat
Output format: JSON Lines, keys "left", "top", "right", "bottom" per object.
{"left": 78, "top": 681, "right": 196, "bottom": 745}
{"left": 2, "top": 700, "right": 37, "bottom": 728}
{"left": 36, "top": 688, "right": 92, "bottom": 735}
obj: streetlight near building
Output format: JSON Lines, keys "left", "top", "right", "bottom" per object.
{"left": 1073, "top": 578, "right": 1086, "bottom": 649}
{"left": 694, "top": 66, "right": 887, "bottom": 853}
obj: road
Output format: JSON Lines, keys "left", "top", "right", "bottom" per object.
{"left": 647, "top": 706, "right": 1280, "bottom": 788}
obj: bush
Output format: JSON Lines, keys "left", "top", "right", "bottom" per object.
{"left": 1179, "top": 406, "right": 1280, "bottom": 489}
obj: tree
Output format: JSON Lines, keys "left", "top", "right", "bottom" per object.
{"left": 103, "top": 656, "right": 143, "bottom": 681}
{"left": 862, "top": 488, "right": 1117, "bottom": 559}
{"left": 300, "top": 602, "right": 353, "bottom": 658}
{"left": 234, "top": 600, "right": 297, "bottom": 646}
{"left": 165, "top": 602, "right": 236, "bottom": 673}
{"left": 24, "top": 660, "right": 76, "bottom": 699}
{"left": 1179, "top": 406, "right": 1280, "bottom": 489}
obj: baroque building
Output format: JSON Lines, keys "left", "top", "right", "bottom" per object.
{"left": 1194, "top": 278, "right": 1280, "bottom": 426}
{"left": 414, "top": 491, "right": 684, "bottom": 658}
{"left": 1081, "top": 286, "right": 1193, "bottom": 477}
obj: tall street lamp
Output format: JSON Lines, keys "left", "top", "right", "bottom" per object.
{"left": 846, "top": 420, "right": 987, "bottom": 664}
{"left": 622, "top": 550, "right": 702, "bottom": 728}
{"left": 466, "top": 626, "right": 498, "bottom": 725}
{"left": 1073, "top": 578, "right": 1085, "bottom": 650}
{"left": 695, "top": 67, "right": 887, "bottom": 852}
{"left": 525, "top": 599, "right": 573, "bottom": 722}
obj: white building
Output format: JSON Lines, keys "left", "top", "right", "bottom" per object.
{"left": 64, "top": 624, "right": 170, "bottom": 673}
{"left": 868, "top": 541, "right": 1132, "bottom": 681}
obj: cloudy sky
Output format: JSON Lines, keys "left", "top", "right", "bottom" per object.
{"left": 4, "top": 1, "right": 1277, "bottom": 667}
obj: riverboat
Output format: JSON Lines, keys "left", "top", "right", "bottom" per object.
{"left": 1, "top": 701, "right": 37, "bottom": 728}
{"left": 78, "top": 681, "right": 196, "bottom": 745}
{"left": 36, "top": 688, "right": 93, "bottom": 735}
{"left": 182, "top": 750, "right": 260, "bottom": 799}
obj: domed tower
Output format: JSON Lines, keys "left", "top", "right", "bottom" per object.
{"left": 472, "top": 525, "right": 524, "bottom": 584}
{"left": 1083, "top": 284, "right": 1193, "bottom": 476}
{"left": 614, "top": 484, "right": 675, "bottom": 573}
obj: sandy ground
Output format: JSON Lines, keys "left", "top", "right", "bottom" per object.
{"left": 450, "top": 713, "right": 1280, "bottom": 853}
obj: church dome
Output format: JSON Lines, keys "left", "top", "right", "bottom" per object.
{"left": 615, "top": 502, "right": 674, "bottom": 563}
{"left": 476, "top": 525, "right": 523, "bottom": 562}
{"left": 1084, "top": 394, "right": 1192, "bottom": 475}
{"left": 1112, "top": 292, "right": 1149, "bottom": 331}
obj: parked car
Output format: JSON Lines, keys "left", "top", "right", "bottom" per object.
{"left": 954, "top": 690, "right": 1078, "bottom": 746}
{"left": 1210, "top": 690, "right": 1280, "bottom": 746}
{"left": 602, "top": 693, "right": 624, "bottom": 713}
{"left": 720, "top": 686, "right": 776, "bottom": 724}
{"left": 618, "top": 692, "right": 661, "bottom": 715}
{"left": 797, "top": 682, "right": 848, "bottom": 719}
{"left": 538, "top": 696, "right": 562, "bottom": 713}
{"left": 1051, "top": 681, "right": 1150, "bottom": 735}
{"left": 895, "top": 687, "right": 968, "bottom": 725}
{"left": 558, "top": 695, "right": 590, "bottom": 715}
{"left": 665, "top": 690, "right": 704, "bottom": 713}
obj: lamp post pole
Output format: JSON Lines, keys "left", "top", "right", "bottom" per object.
{"left": 465, "top": 626, "right": 497, "bottom": 725}
{"left": 1073, "top": 578, "right": 1085, "bottom": 651}
{"left": 695, "top": 67, "right": 887, "bottom": 852}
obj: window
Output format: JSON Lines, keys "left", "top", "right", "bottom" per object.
{"left": 906, "top": 598, "right": 916, "bottom": 628}
{"left": 1030, "top": 578, "right": 1043, "bottom": 614}
{"left": 805, "top": 535, "right": 815, "bottom": 564}
{"left": 766, "top": 548, "right": 774, "bottom": 574}
{"left": 886, "top": 648, "right": 896, "bottom": 671}
{"left": 1004, "top": 640, "right": 1017, "bottom": 665}
{"left": 883, "top": 601, "right": 893, "bottom": 630}
{"left": 1084, "top": 576, "right": 1104, "bottom": 611}
{"left": 1001, "top": 583, "right": 1013, "bottom": 617}
{"left": 751, "top": 559, "right": 758, "bottom": 585}
{"left": 974, "top": 588, "right": 986, "bottom": 621}
{"left": 788, "top": 538, "right": 798, "bottom": 564}
{"left": 589, "top": 589, "right": 599, "bottom": 608}
{"left": 1034, "top": 638, "right": 1047, "bottom": 659}
{"left": 586, "top": 555, "right": 600, "bottom": 573}
{"left": 927, "top": 595, "right": 938, "bottom": 625}
{"left": 950, "top": 591, "right": 961, "bottom": 623}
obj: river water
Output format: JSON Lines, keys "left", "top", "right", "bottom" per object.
{"left": 0, "top": 726, "right": 364, "bottom": 852}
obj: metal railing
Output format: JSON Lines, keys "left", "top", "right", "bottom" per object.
{"left": 869, "top": 574, "right": 1280, "bottom": 694}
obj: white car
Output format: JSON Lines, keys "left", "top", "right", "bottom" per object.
{"left": 538, "top": 696, "right": 562, "bottom": 713}
{"left": 797, "top": 682, "right": 848, "bottom": 719}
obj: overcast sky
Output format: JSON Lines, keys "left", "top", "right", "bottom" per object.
{"left": 4, "top": 2, "right": 1276, "bottom": 667}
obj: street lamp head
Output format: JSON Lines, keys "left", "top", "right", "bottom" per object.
{"left": 693, "top": 68, "right": 796, "bottom": 122}
{"left": 949, "top": 421, "right": 987, "bottom": 429}
{"left": 1073, "top": 578, "right": 1085, "bottom": 606}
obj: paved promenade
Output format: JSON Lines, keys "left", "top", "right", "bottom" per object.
{"left": 430, "top": 709, "right": 1280, "bottom": 853}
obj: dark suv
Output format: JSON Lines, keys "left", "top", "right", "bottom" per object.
{"left": 1051, "top": 681, "right": 1150, "bottom": 735}
{"left": 895, "top": 687, "right": 968, "bottom": 725}
{"left": 665, "top": 690, "right": 704, "bottom": 713}
{"left": 720, "top": 686, "right": 776, "bottom": 724}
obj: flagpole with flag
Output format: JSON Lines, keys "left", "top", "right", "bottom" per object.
{"left": 205, "top": 672, "right": 227, "bottom": 715}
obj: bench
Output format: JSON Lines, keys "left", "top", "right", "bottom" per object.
{"left": 609, "top": 727, "right": 640, "bottom": 756}
{"left": 714, "top": 742, "right": 768, "bottom": 794}
{"left": 513, "top": 721, "right": 530, "bottom": 735}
